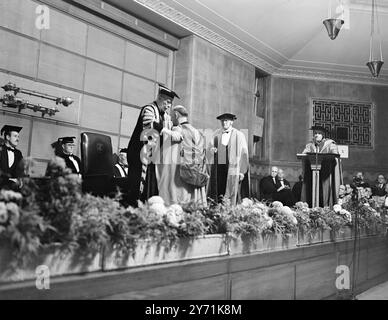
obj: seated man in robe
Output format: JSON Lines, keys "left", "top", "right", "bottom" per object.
{"left": 56, "top": 136, "right": 82, "bottom": 176}
{"left": 0, "top": 125, "right": 24, "bottom": 190}
{"left": 113, "top": 148, "right": 128, "bottom": 178}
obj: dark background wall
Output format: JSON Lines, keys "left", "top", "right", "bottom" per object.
{"left": 269, "top": 77, "right": 388, "bottom": 184}
{"left": 175, "top": 35, "right": 262, "bottom": 154}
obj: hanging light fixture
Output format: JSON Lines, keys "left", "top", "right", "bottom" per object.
{"left": 366, "top": 0, "right": 384, "bottom": 77}
{"left": 323, "top": 0, "right": 344, "bottom": 40}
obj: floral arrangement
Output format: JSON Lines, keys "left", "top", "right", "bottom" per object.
{"left": 215, "top": 198, "right": 274, "bottom": 239}
{"left": 0, "top": 189, "right": 50, "bottom": 266}
{"left": 0, "top": 158, "right": 386, "bottom": 267}
{"left": 267, "top": 201, "right": 298, "bottom": 237}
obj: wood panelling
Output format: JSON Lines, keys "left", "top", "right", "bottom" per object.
{"left": 156, "top": 55, "right": 168, "bottom": 85}
{"left": 84, "top": 60, "right": 122, "bottom": 101}
{"left": 100, "top": 275, "right": 228, "bottom": 300}
{"left": 40, "top": 8, "right": 87, "bottom": 55}
{"left": 295, "top": 254, "right": 337, "bottom": 299}
{"left": 0, "top": 72, "right": 82, "bottom": 124}
{"left": 125, "top": 42, "right": 157, "bottom": 80}
{"left": 0, "top": 0, "right": 172, "bottom": 175}
{"left": 122, "top": 73, "right": 155, "bottom": 106}
{"left": 80, "top": 95, "right": 121, "bottom": 134}
{"left": 0, "top": 0, "right": 41, "bottom": 39}
{"left": 367, "top": 245, "right": 388, "bottom": 280}
{"left": 0, "top": 30, "right": 39, "bottom": 77}
{"left": 86, "top": 26, "right": 125, "bottom": 69}
{"left": 231, "top": 264, "right": 295, "bottom": 300}
{"left": 120, "top": 105, "right": 140, "bottom": 137}
{"left": 38, "top": 44, "right": 85, "bottom": 89}
{"left": 1, "top": 235, "right": 387, "bottom": 300}
{"left": 30, "top": 122, "right": 79, "bottom": 159}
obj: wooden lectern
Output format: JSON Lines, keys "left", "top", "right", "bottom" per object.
{"left": 297, "top": 153, "right": 340, "bottom": 208}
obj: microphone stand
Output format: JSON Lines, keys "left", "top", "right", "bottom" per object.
{"left": 315, "top": 141, "right": 319, "bottom": 208}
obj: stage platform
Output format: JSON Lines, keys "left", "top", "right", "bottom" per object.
{"left": 0, "top": 231, "right": 387, "bottom": 300}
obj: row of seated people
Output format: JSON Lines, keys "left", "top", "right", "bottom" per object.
{"left": 338, "top": 172, "right": 388, "bottom": 209}
{"left": 259, "top": 169, "right": 388, "bottom": 209}
{"left": 0, "top": 125, "right": 128, "bottom": 192}
{"left": 259, "top": 166, "right": 301, "bottom": 207}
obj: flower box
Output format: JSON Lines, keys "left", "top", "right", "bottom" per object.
{"left": 228, "top": 232, "right": 298, "bottom": 255}
{"left": 102, "top": 234, "right": 228, "bottom": 271}
{"left": 297, "top": 229, "right": 328, "bottom": 246}
{"left": 0, "top": 243, "right": 102, "bottom": 284}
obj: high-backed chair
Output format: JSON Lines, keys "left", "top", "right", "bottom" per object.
{"left": 80, "top": 132, "right": 114, "bottom": 195}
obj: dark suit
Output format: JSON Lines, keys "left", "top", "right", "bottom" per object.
{"left": 260, "top": 175, "right": 278, "bottom": 201}
{"left": 273, "top": 178, "right": 295, "bottom": 206}
{"left": 58, "top": 154, "right": 82, "bottom": 175}
{"left": 113, "top": 163, "right": 127, "bottom": 178}
{"left": 0, "top": 145, "right": 24, "bottom": 188}
{"left": 292, "top": 181, "right": 303, "bottom": 202}
{"left": 372, "top": 183, "right": 387, "bottom": 197}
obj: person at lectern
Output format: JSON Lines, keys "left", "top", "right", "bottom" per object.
{"left": 300, "top": 125, "right": 342, "bottom": 208}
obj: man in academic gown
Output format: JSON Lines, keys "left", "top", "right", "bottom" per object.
{"left": 57, "top": 136, "right": 82, "bottom": 176}
{"left": 0, "top": 125, "right": 24, "bottom": 189}
{"left": 301, "top": 125, "right": 342, "bottom": 207}
{"left": 126, "top": 84, "right": 180, "bottom": 206}
{"left": 113, "top": 148, "right": 128, "bottom": 178}
{"left": 208, "top": 113, "right": 250, "bottom": 205}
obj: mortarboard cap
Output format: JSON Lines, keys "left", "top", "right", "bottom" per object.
{"left": 119, "top": 148, "right": 128, "bottom": 153}
{"left": 216, "top": 113, "right": 237, "bottom": 120}
{"left": 58, "top": 136, "right": 76, "bottom": 144}
{"left": 158, "top": 84, "right": 180, "bottom": 99}
{"left": 173, "top": 105, "right": 188, "bottom": 117}
{"left": 1, "top": 125, "right": 22, "bottom": 136}
{"left": 310, "top": 125, "right": 327, "bottom": 134}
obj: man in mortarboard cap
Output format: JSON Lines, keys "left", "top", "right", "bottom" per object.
{"left": 57, "top": 136, "right": 82, "bottom": 176}
{"left": 301, "top": 124, "right": 342, "bottom": 207}
{"left": 0, "top": 125, "right": 24, "bottom": 189}
{"left": 113, "top": 148, "right": 128, "bottom": 178}
{"left": 208, "top": 112, "right": 250, "bottom": 205}
{"left": 126, "top": 83, "right": 180, "bottom": 205}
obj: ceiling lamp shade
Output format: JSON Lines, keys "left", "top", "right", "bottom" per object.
{"left": 366, "top": 60, "right": 384, "bottom": 78}
{"left": 367, "top": 0, "right": 384, "bottom": 77}
{"left": 323, "top": 0, "right": 345, "bottom": 40}
{"left": 323, "top": 18, "right": 344, "bottom": 40}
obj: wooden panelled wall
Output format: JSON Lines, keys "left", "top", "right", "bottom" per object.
{"left": 1, "top": 235, "right": 387, "bottom": 299}
{"left": 268, "top": 77, "right": 388, "bottom": 185}
{"left": 0, "top": 0, "right": 174, "bottom": 176}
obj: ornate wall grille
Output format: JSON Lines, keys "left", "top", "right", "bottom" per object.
{"left": 312, "top": 99, "right": 373, "bottom": 148}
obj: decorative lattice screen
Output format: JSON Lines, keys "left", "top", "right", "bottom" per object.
{"left": 312, "top": 99, "right": 373, "bottom": 148}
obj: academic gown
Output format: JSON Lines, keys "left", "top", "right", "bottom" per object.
{"left": 208, "top": 127, "right": 250, "bottom": 205}
{"left": 113, "top": 163, "right": 128, "bottom": 178}
{"left": 126, "top": 102, "right": 164, "bottom": 206}
{"left": 301, "top": 138, "right": 342, "bottom": 208}
{"left": 58, "top": 153, "right": 82, "bottom": 175}
{"left": 0, "top": 145, "right": 24, "bottom": 189}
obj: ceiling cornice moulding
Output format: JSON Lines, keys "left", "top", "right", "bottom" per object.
{"left": 133, "top": 0, "right": 276, "bottom": 74}
{"left": 134, "top": 0, "right": 388, "bottom": 85}
{"left": 273, "top": 68, "right": 388, "bottom": 86}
